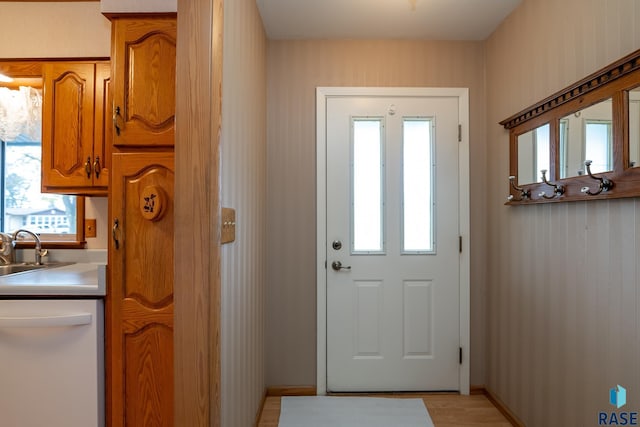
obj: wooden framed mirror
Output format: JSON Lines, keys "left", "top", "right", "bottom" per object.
{"left": 502, "top": 48, "right": 640, "bottom": 204}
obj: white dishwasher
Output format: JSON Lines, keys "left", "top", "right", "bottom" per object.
{"left": 0, "top": 299, "right": 104, "bottom": 427}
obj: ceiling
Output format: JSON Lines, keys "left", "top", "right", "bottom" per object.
{"left": 256, "top": 0, "right": 522, "bottom": 41}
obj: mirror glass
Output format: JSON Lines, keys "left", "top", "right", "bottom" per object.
{"left": 629, "top": 86, "right": 640, "bottom": 168}
{"left": 517, "top": 123, "right": 550, "bottom": 185}
{"left": 559, "top": 98, "right": 613, "bottom": 178}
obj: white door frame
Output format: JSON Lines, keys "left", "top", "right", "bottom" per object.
{"left": 316, "top": 87, "right": 470, "bottom": 395}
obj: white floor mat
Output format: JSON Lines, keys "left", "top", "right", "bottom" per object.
{"left": 278, "top": 396, "right": 434, "bottom": 427}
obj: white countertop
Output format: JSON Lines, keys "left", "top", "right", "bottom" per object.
{"left": 0, "top": 262, "right": 106, "bottom": 297}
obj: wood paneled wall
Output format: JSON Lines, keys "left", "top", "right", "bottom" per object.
{"left": 220, "top": 0, "right": 268, "bottom": 425}
{"left": 266, "top": 40, "right": 487, "bottom": 387}
{"left": 485, "top": 0, "right": 640, "bottom": 425}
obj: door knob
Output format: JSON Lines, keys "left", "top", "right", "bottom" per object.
{"left": 331, "top": 261, "right": 351, "bottom": 271}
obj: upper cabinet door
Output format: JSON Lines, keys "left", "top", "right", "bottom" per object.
{"left": 93, "top": 62, "right": 112, "bottom": 188}
{"left": 42, "top": 62, "right": 95, "bottom": 189}
{"left": 111, "top": 18, "right": 176, "bottom": 147}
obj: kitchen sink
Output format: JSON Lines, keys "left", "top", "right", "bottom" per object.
{"left": 0, "top": 262, "right": 74, "bottom": 277}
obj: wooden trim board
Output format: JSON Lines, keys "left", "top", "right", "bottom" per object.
{"left": 478, "top": 386, "right": 525, "bottom": 427}
{"left": 174, "top": 0, "right": 223, "bottom": 426}
{"left": 254, "top": 392, "right": 268, "bottom": 427}
{"left": 266, "top": 386, "right": 318, "bottom": 396}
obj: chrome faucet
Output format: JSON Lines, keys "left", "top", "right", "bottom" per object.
{"left": 12, "top": 229, "right": 48, "bottom": 265}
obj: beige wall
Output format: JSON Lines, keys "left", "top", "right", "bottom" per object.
{"left": 0, "top": 2, "right": 110, "bottom": 58}
{"left": 485, "top": 0, "right": 640, "bottom": 425}
{"left": 266, "top": 40, "right": 487, "bottom": 386}
{"left": 221, "top": 0, "right": 268, "bottom": 425}
{"left": 0, "top": 2, "right": 110, "bottom": 250}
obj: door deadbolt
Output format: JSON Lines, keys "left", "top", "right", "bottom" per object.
{"left": 332, "top": 240, "right": 342, "bottom": 250}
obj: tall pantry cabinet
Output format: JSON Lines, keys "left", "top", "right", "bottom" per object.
{"left": 105, "top": 15, "right": 176, "bottom": 427}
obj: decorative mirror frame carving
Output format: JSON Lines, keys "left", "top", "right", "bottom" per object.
{"left": 501, "top": 48, "right": 640, "bottom": 204}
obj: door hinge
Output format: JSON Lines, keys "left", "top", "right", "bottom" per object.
{"left": 459, "top": 347, "right": 463, "bottom": 364}
{"left": 458, "top": 124, "right": 462, "bottom": 142}
{"left": 459, "top": 236, "right": 462, "bottom": 253}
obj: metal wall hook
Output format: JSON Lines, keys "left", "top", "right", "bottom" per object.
{"left": 507, "top": 176, "right": 531, "bottom": 201}
{"left": 580, "top": 160, "right": 614, "bottom": 196}
{"left": 538, "top": 169, "right": 565, "bottom": 199}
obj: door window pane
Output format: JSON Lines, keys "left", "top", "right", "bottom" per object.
{"left": 403, "top": 119, "right": 434, "bottom": 253}
{"left": 352, "top": 119, "right": 384, "bottom": 253}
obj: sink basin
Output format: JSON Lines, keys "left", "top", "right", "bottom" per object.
{"left": 0, "top": 262, "right": 74, "bottom": 277}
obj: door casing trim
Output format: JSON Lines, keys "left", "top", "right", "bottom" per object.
{"left": 316, "top": 86, "right": 470, "bottom": 395}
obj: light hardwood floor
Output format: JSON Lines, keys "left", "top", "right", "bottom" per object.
{"left": 257, "top": 393, "right": 514, "bottom": 427}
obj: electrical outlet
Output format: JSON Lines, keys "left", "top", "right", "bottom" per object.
{"left": 85, "top": 219, "right": 97, "bottom": 238}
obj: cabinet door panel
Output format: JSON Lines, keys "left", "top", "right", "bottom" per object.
{"left": 93, "top": 62, "right": 111, "bottom": 188}
{"left": 121, "top": 163, "right": 174, "bottom": 304}
{"left": 112, "top": 18, "right": 176, "bottom": 147}
{"left": 108, "top": 152, "right": 174, "bottom": 427}
{"left": 42, "top": 63, "right": 94, "bottom": 188}
{"left": 125, "top": 325, "right": 173, "bottom": 427}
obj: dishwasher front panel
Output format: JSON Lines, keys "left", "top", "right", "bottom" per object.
{"left": 0, "top": 299, "right": 104, "bottom": 427}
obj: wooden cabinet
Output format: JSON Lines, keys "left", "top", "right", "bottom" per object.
{"left": 107, "top": 16, "right": 176, "bottom": 427}
{"left": 42, "top": 61, "right": 111, "bottom": 195}
{"left": 111, "top": 17, "right": 176, "bottom": 147}
{"left": 108, "top": 152, "right": 174, "bottom": 427}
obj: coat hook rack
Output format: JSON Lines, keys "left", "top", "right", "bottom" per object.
{"left": 538, "top": 169, "right": 565, "bottom": 199}
{"left": 580, "top": 160, "right": 614, "bottom": 196}
{"left": 507, "top": 176, "right": 531, "bottom": 201}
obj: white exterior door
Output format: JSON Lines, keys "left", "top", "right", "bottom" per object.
{"left": 323, "top": 92, "right": 462, "bottom": 392}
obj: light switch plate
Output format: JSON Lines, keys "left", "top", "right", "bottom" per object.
{"left": 85, "top": 218, "right": 97, "bottom": 238}
{"left": 221, "top": 208, "right": 236, "bottom": 244}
